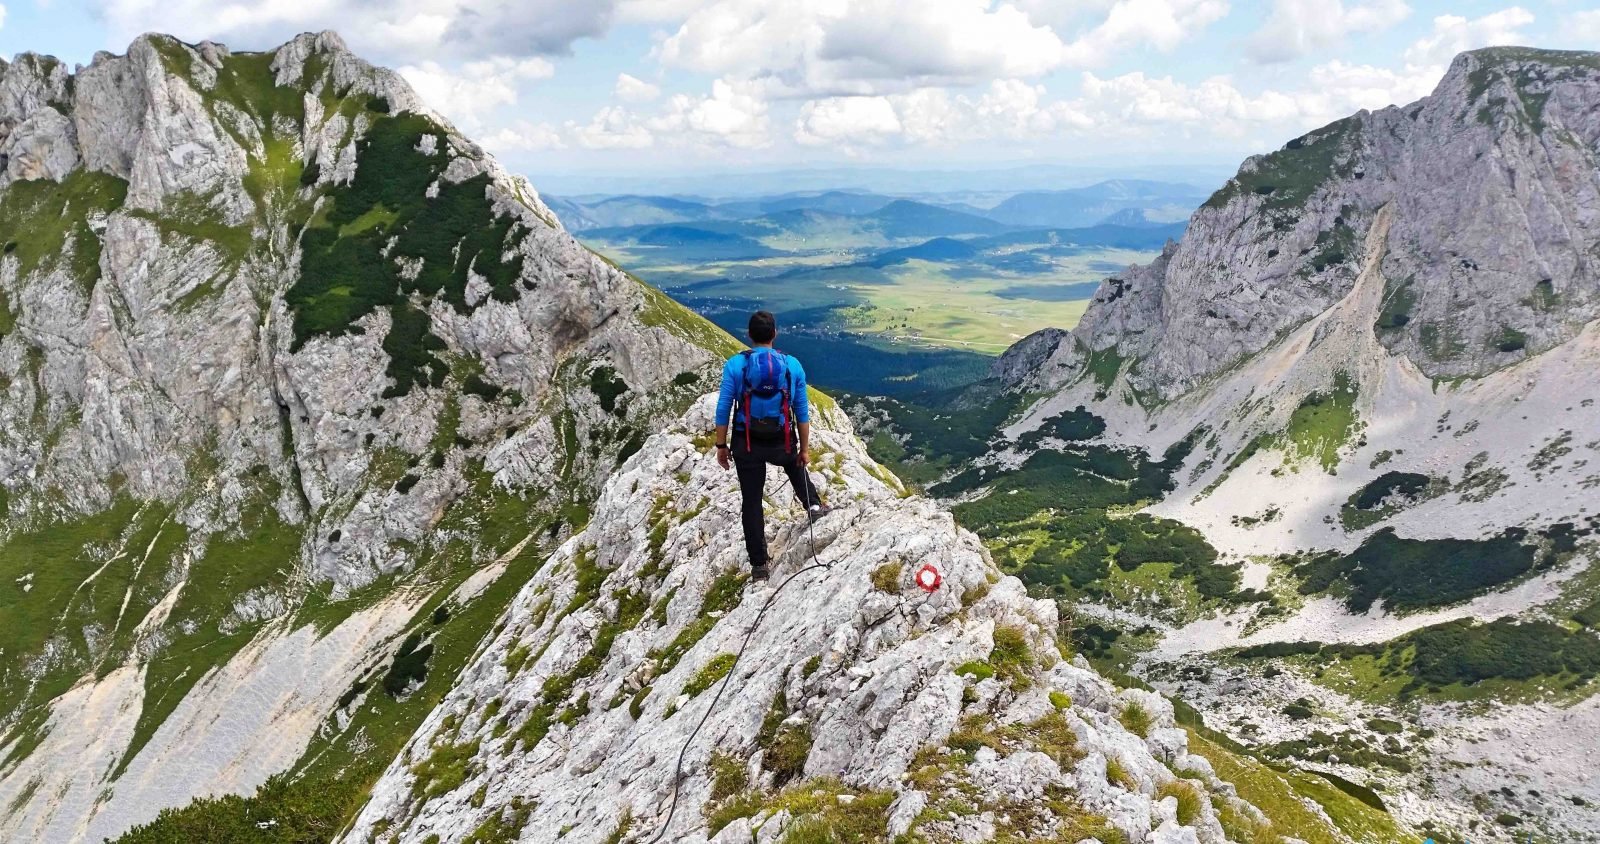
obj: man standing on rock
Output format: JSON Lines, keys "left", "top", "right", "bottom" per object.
{"left": 714, "top": 310, "right": 828, "bottom": 581}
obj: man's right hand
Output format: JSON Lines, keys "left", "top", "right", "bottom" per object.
{"left": 716, "top": 446, "right": 731, "bottom": 470}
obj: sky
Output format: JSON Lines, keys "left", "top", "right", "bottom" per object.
{"left": 1, "top": 1, "right": 1596, "bottom": 191}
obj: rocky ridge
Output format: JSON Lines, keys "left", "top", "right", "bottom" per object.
{"left": 342, "top": 395, "right": 1323, "bottom": 844}
{"left": 0, "top": 30, "right": 725, "bottom": 841}
{"left": 1008, "top": 47, "right": 1600, "bottom": 399}
{"left": 977, "top": 47, "right": 1600, "bottom": 841}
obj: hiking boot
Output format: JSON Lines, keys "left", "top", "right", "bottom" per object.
{"left": 751, "top": 560, "right": 771, "bottom": 581}
{"left": 807, "top": 504, "right": 832, "bottom": 524}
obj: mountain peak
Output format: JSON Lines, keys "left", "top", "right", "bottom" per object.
{"left": 1041, "top": 45, "right": 1600, "bottom": 402}
{"left": 0, "top": 29, "right": 739, "bottom": 840}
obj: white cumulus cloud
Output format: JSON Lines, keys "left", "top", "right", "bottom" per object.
{"left": 649, "top": 78, "right": 773, "bottom": 148}
{"left": 1245, "top": 0, "right": 1411, "bottom": 64}
{"left": 399, "top": 56, "right": 555, "bottom": 129}
{"left": 93, "top": 0, "right": 614, "bottom": 61}
{"left": 1057, "top": 0, "right": 1231, "bottom": 68}
{"left": 793, "top": 79, "right": 1093, "bottom": 149}
{"left": 481, "top": 120, "right": 566, "bottom": 153}
{"left": 794, "top": 95, "right": 902, "bottom": 147}
{"left": 1404, "top": 6, "right": 1535, "bottom": 68}
{"left": 1564, "top": 10, "right": 1600, "bottom": 45}
{"left": 657, "top": 0, "right": 1073, "bottom": 96}
{"left": 569, "top": 106, "right": 655, "bottom": 149}
{"left": 614, "top": 73, "right": 662, "bottom": 102}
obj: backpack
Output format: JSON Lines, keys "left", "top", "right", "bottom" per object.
{"left": 738, "top": 348, "right": 794, "bottom": 451}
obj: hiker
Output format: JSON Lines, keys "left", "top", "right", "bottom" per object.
{"left": 714, "top": 310, "right": 828, "bottom": 580}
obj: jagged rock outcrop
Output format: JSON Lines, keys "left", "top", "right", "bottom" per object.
{"left": 342, "top": 395, "right": 1267, "bottom": 843}
{"left": 1012, "top": 48, "right": 1600, "bottom": 399}
{"left": 0, "top": 31, "right": 723, "bottom": 842}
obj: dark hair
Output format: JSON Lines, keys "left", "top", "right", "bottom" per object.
{"left": 748, "top": 310, "right": 776, "bottom": 344}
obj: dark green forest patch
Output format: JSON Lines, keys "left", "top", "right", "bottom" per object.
{"left": 1236, "top": 618, "right": 1600, "bottom": 700}
{"left": 1289, "top": 525, "right": 1574, "bottom": 613}
{"left": 1349, "top": 472, "right": 1431, "bottom": 510}
{"left": 849, "top": 386, "right": 1025, "bottom": 486}
{"left": 1024, "top": 512, "right": 1238, "bottom": 600}
{"left": 940, "top": 422, "right": 1244, "bottom": 604}
{"left": 1015, "top": 406, "right": 1107, "bottom": 449}
{"left": 1338, "top": 471, "right": 1440, "bottom": 530}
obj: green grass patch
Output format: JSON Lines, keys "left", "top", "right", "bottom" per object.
{"left": 1279, "top": 372, "right": 1359, "bottom": 472}
{"left": 411, "top": 738, "right": 480, "bottom": 800}
{"left": 109, "top": 764, "right": 380, "bottom": 844}
{"left": 870, "top": 561, "right": 902, "bottom": 593}
{"left": 0, "top": 499, "right": 181, "bottom": 731}
{"left": 647, "top": 569, "right": 747, "bottom": 675}
{"left": 683, "top": 652, "right": 737, "bottom": 698}
{"left": 635, "top": 277, "right": 745, "bottom": 359}
{"left": 765, "top": 723, "right": 813, "bottom": 786}
{"left": 708, "top": 777, "right": 891, "bottom": 842}
{"left": 1203, "top": 116, "right": 1361, "bottom": 212}
{"left": 1186, "top": 730, "right": 1407, "bottom": 844}
{"left": 1155, "top": 780, "right": 1203, "bottom": 826}
{"left": 1118, "top": 699, "right": 1153, "bottom": 737}
{"left": 990, "top": 625, "right": 1034, "bottom": 690}
{"left": 338, "top": 204, "right": 400, "bottom": 237}
{"left": 127, "top": 191, "right": 254, "bottom": 268}
{"left": 0, "top": 169, "right": 129, "bottom": 289}
{"left": 118, "top": 506, "right": 302, "bottom": 777}
{"left": 954, "top": 661, "right": 994, "bottom": 680}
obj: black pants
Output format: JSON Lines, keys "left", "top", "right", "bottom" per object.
{"left": 732, "top": 437, "right": 821, "bottom": 565}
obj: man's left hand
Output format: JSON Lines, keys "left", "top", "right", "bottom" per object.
{"left": 797, "top": 448, "right": 810, "bottom": 465}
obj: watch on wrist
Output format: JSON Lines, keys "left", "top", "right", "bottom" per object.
{"left": 715, "top": 442, "right": 729, "bottom": 450}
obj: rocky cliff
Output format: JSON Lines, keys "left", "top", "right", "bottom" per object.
{"left": 340, "top": 395, "right": 1345, "bottom": 844}
{"left": 1009, "top": 47, "right": 1600, "bottom": 399}
{"left": 976, "top": 47, "right": 1600, "bottom": 841}
{"left": 0, "top": 30, "right": 1355, "bottom": 844}
{"left": 0, "top": 31, "right": 728, "bottom": 841}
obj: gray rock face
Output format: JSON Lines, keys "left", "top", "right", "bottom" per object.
{"left": 0, "top": 31, "right": 721, "bottom": 841}
{"left": 340, "top": 396, "right": 1258, "bottom": 843}
{"left": 986, "top": 46, "right": 1600, "bottom": 842}
{"left": 988, "top": 326, "right": 1071, "bottom": 386}
{"left": 0, "top": 31, "right": 709, "bottom": 585}
{"left": 1022, "top": 48, "right": 1600, "bottom": 399}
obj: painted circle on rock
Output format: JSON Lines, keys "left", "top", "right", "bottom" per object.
{"left": 915, "top": 564, "right": 942, "bottom": 592}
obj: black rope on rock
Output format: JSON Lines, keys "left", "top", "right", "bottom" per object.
{"left": 645, "top": 513, "right": 832, "bottom": 844}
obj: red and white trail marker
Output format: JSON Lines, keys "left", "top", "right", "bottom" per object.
{"left": 914, "top": 564, "right": 942, "bottom": 593}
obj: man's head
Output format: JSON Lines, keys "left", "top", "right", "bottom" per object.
{"left": 748, "top": 310, "right": 777, "bottom": 345}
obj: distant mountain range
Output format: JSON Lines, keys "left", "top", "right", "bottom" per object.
{"left": 547, "top": 178, "right": 1208, "bottom": 234}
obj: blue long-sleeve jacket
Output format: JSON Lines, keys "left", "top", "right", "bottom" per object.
{"left": 715, "top": 349, "right": 810, "bottom": 429}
